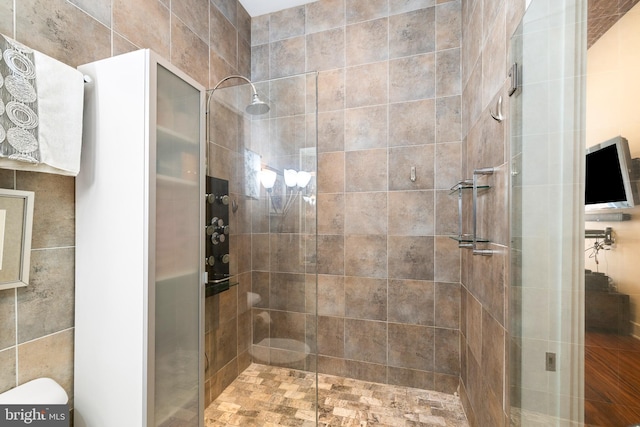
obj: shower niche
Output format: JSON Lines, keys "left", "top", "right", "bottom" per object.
{"left": 205, "top": 176, "right": 231, "bottom": 296}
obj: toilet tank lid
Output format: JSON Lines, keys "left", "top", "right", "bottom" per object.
{"left": 0, "top": 378, "right": 68, "bottom": 405}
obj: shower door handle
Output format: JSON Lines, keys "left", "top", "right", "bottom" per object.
{"left": 472, "top": 167, "right": 495, "bottom": 256}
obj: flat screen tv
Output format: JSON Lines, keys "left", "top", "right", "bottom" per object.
{"left": 585, "top": 136, "right": 638, "bottom": 211}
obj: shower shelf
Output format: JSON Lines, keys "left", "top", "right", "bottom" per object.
{"left": 449, "top": 168, "right": 495, "bottom": 256}
{"left": 205, "top": 277, "right": 238, "bottom": 297}
{"left": 449, "top": 180, "right": 490, "bottom": 194}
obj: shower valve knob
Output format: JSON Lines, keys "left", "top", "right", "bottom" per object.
{"left": 206, "top": 256, "right": 215, "bottom": 266}
{"left": 206, "top": 193, "right": 229, "bottom": 205}
{"left": 211, "top": 217, "right": 224, "bottom": 227}
{"left": 211, "top": 233, "right": 225, "bottom": 245}
{"left": 207, "top": 224, "right": 229, "bottom": 236}
{"left": 219, "top": 254, "right": 230, "bottom": 264}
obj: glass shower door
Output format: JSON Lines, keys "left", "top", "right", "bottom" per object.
{"left": 509, "top": 0, "right": 587, "bottom": 424}
{"left": 154, "top": 63, "right": 204, "bottom": 427}
{"left": 204, "top": 72, "right": 318, "bottom": 424}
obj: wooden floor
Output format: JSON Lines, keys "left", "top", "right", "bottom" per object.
{"left": 585, "top": 332, "right": 640, "bottom": 427}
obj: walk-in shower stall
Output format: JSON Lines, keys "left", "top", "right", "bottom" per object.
{"left": 204, "top": 72, "right": 319, "bottom": 415}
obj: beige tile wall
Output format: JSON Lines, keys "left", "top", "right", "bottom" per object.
{"left": 0, "top": 0, "right": 249, "bottom": 409}
{"left": 251, "top": 0, "right": 464, "bottom": 393}
{"left": 458, "top": 0, "right": 526, "bottom": 426}
{"left": 0, "top": 0, "right": 533, "bottom": 422}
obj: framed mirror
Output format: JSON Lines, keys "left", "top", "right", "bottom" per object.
{"left": 0, "top": 189, "right": 35, "bottom": 290}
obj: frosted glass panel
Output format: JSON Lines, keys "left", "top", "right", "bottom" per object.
{"left": 154, "top": 64, "right": 201, "bottom": 426}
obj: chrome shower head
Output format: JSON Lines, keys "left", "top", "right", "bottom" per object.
{"left": 246, "top": 93, "right": 270, "bottom": 115}
{"left": 209, "top": 75, "right": 270, "bottom": 116}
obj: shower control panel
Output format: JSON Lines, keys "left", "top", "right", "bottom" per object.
{"left": 205, "top": 176, "right": 230, "bottom": 296}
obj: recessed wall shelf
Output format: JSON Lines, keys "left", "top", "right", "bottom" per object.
{"left": 450, "top": 167, "right": 496, "bottom": 256}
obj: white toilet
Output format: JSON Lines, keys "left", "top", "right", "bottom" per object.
{"left": 0, "top": 378, "right": 68, "bottom": 404}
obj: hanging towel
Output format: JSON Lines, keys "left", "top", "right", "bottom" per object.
{"left": 0, "top": 34, "right": 84, "bottom": 176}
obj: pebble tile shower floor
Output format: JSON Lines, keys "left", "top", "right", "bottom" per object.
{"left": 205, "top": 363, "right": 469, "bottom": 426}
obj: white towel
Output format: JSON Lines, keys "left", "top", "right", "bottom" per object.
{"left": 0, "top": 34, "right": 84, "bottom": 176}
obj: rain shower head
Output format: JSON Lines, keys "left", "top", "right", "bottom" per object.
{"left": 246, "top": 93, "right": 270, "bottom": 115}
{"left": 209, "top": 75, "right": 270, "bottom": 116}
{"left": 205, "top": 75, "right": 270, "bottom": 175}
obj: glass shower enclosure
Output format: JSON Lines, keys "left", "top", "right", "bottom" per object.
{"left": 204, "top": 72, "right": 318, "bottom": 420}
{"left": 509, "top": 0, "right": 587, "bottom": 424}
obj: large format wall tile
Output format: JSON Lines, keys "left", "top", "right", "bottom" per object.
{"left": 344, "top": 276, "right": 387, "bottom": 321}
{"left": 346, "top": 18, "right": 389, "bottom": 66}
{"left": 389, "top": 54, "right": 436, "bottom": 103}
{"left": 388, "top": 323, "right": 434, "bottom": 370}
{"left": 270, "top": 6, "right": 305, "bottom": 42}
{"left": 113, "top": 0, "right": 170, "bottom": 59}
{"left": 388, "top": 236, "right": 435, "bottom": 280}
{"left": 172, "top": 0, "right": 209, "bottom": 43}
{"left": 436, "top": 96, "right": 462, "bottom": 144}
{"left": 307, "top": 0, "right": 345, "bottom": 34}
{"left": 344, "top": 318, "right": 387, "bottom": 364}
{"left": 0, "top": 349, "right": 16, "bottom": 393}
{"left": 388, "top": 191, "right": 435, "bottom": 236}
{"left": 213, "top": 0, "right": 237, "bottom": 28}
{"left": 388, "top": 145, "right": 435, "bottom": 190}
{"left": 389, "top": 8, "right": 436, "bottom": 58}
{"left": 18, "top": 329, "right": 73, "bottom": 402}
{"left": 171, "top": 15, "right": 209, "bottom": 87}
{"left": 345, "top": 62, "right": 388, "bottom": 108}
{"left": 0, "top": 0, "right": 13, "bottom": 36}
{"left": 346, "top": 0, "right": 388, "bottom": 24}
{"left": 389, "top": 99, "right": 436, "bottom": 147}
{"left": 437, "top": 0, "right": 462, "bottom": 50}
{"left": 210, "top": 5, "right": 238, "bottom": 70}
{"left": 344, "top": 235, "right": 387, "bottom": 279}
{"left": 17, "top": 248, "right": 74, "bottom": 344}
{"left": 306, "top": 27, "right": 345, "bottom": 72}
{"left": 317, "top": 111, "right": 345, "bottom": 153}
{"left": 345, "top": 149, "right": 387, "bottom": 192}
{"left": 317, "top": 316, "right": 344, "bottom": 357}
{"left": 17, "top": 173, "right": 74, "bottom": 249}
{"left": 317, "top": 235, "right": 345, "bottom": 275}
{"left": 68, "top": 0, "right": 111, "bottom": 27}
{"left": 251, "top": 0, "right": 464, "bottom": 392}
{"left": 17, "top": 0, "right": 110, "bottom": 67}
{"left": 388, "top": 279, "right": 435, "bottom": 326}
{"left": 435, "top": 282, "right": 461, "bottom": 329}
{"left": 344, "top": 192, "right": 387, "bottom": 235}
{"left": 0, "top": 289, "right": 16, "bottom": 351}
{"left": 344, "top": 106, "right": 388, "bottom": 151}
{"left": 317, "top": 275, "right": 345, "bottom": 316}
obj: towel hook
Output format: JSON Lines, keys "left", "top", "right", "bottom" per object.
{"left": 490, "top": 95, "right": 504, "bottom": 122}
